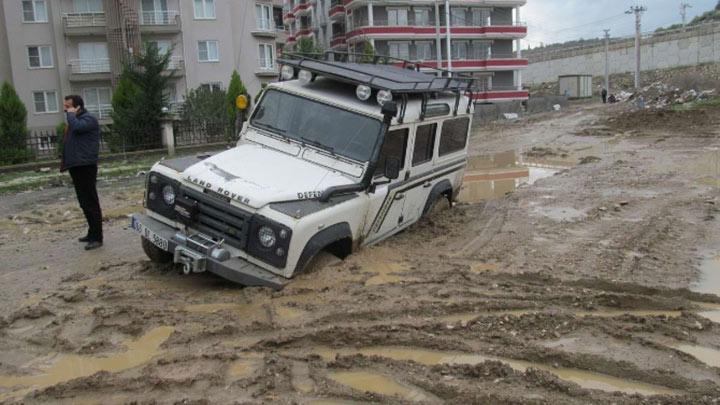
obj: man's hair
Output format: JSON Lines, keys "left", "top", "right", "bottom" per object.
{"left": 64, "top": 95, "right": 85, "bottom": 110}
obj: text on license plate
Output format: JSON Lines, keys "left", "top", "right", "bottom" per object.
{"left": 131, "top": 217, "right": 169, "bottom": 251}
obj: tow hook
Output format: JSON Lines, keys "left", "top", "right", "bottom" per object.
{"left": 173, "top": 245, "right": 207, "bottom": 275}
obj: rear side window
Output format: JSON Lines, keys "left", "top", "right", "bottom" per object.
{"left": 412, "top": 123, "right": 436, "bottom": 166}
{"left": 439, "top": 117, "right": 470, "bottom": 156}
{"left": 375, "top": 128, "right": 408, "bottom": 177}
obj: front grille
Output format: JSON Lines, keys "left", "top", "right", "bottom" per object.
{"left": 180, "top": 186, "right": 252, "bottom": 250}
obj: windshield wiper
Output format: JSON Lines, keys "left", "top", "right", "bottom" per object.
{"left": 301, "top": 137, "right": 335, "bottom": 155}
{"left": 254, "top": 122, "right": 287, "bottom": 136}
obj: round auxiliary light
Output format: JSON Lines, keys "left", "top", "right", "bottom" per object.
{"left": 356, "top": 84, "right": 371, "bottom": 101}
{"left": 162, "top": 185, "right": 176, "bottom": 206}
{"left": 258, "top": 226, "right": 277, "bottom": 248}
{"left": 376, "top": 90, "right": 393, "bottom": 106}
{"left": 298, "top": 69, "right": 313, "bottom": 84}
{"left": 281, "top": 65, "right": 294, "bottom": 81}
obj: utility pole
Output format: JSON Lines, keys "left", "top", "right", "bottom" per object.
{"left": 444, "top": 0, "right": 452, "bottom": 76}
{"left": 603, "top": 29, "right": 611, "bottom": 94}
{"left": 434, "top": 0, "right": 442, "bottom": 74}
{"left": 680, "top": 2, "right": 692, "bottom": 26}
{"left": 626, "top": 5, "right": 647, "bottom": 89}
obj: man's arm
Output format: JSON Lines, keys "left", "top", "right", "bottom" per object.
{"left": 66, "top": 112, "right": 99, "bottom": 134}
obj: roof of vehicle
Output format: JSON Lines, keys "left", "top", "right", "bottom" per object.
{"left": 267, "top": 78, "right": 472, "bottom": 125}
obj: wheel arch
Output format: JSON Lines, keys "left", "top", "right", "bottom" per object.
{"left": 294, "top": 222, "right": 353, "bottom": 275}
{"left": 422, "top": 179, "right": 453, "bottom": 215}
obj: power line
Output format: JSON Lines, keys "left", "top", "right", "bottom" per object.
{"left": 680, "top": 2, "right": 692, "bottom": 26}
{"left": 626, "top": 5, "right": 647, "bottom": 89}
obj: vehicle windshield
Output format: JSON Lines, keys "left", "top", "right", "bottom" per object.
{"left": 250, "top": 89, "right": 383, "bottom": 162}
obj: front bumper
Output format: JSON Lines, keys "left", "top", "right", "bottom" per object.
{"left": 131, "top": 213, "right": 287, "bottom": 290}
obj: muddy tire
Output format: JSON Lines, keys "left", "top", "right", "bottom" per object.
{"left": 423, "top": 194, "right": 451, "bottom": 218}
{"left": 141, "top": 237, "right": 173, "bottom": 264}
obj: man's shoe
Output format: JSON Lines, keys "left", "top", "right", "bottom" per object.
{"left": 78, "top": 236, "right": 91, "bottom": 243}
{"left": 85, "top": 241, "right": 103, "bottom": 251}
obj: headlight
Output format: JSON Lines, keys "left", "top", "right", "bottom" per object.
{"left": 162, "top": 185, "right": 176, "bottom": 205}
{"left": 377, "top": 90, "right": 393, "bottom": 106}
{"left": 258, "top": 226, "right": 276, "bottom": 248}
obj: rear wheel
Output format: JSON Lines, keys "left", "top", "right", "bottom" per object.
{"left": 424, "top": 193, "right": 451, "bottom": 218}
{"left": 141, "top": 237, "right": 173, "bottom": 264}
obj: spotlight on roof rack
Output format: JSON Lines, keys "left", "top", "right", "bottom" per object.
{"left": 376, "top": 90, "right": 393, "bottom": 106}
{"left": 281, "top": 65, "right": 294, "bottom": 81}
{"left": 356, "top": 85, "right": 371, "bottom": 101}
{"left": 298, "top": 69, "right": 313, "bottom": 84}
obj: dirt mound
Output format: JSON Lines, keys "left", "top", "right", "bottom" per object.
{"left": 605, "top": 105, "right": 720, "bottom": 136}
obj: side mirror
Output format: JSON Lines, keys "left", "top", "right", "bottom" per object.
{"left": 384, "top": 157, "right": 401, "bottom": 180}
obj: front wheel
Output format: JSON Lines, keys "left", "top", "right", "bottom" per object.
{"left": 423, "top": 193, "right": 451, "bottom": 218}
{"left": 141, "top": 237, "right": 173, "bottom": 264}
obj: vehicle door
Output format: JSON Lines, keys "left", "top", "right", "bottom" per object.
{"left": 404, "top": 116, "right": 471, "bottom": 222}
{"left": 399, "top": 121, "right": 440, "bottom": 225}
{"left": 362, "top": 126, "right": 411, "bottom": 243}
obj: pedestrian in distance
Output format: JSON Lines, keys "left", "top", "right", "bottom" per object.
{"left": 601, "top": 88, "right": 608, "bottom": 104}
{"left": 61, "top": 95, "right": 103, "bottom": 250}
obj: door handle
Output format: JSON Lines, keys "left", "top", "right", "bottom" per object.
{"left": 423, "top": 181, "right": 432, "bottom": 189}
{"left": 394, "top": 193, "right": 405, "bottom": 200}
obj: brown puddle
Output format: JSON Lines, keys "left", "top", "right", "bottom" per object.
{"left": 328, "top": 371, "right": 435, "bottom": 402}
{"left": 355, "top": 248, "right": 413, "bottom": 286}
{"left": 316, "top": 346, "right": 677, "bottom": 396}
{"left": 227, "top": 355, "right": 262, "bottom": 380}
{"left": 459, "top": 151, "right": 572, "bottom": 204}
{"left": 674, "top": 344, "right": 720, "bottom": 368}
{"left": 691, "top": 252, "right": 720, "bottom": 297}
{"left": 0, "top": 326, "right": 174, "bottom": 400}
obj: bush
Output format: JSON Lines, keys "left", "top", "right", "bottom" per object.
{"left": 182, "top": 86, "right": 227, "bottom": 122}
{"left": 360, "top": 40, "right": 375, "bottom": 63}
{"left": 0, "top": 82, "right": 31, "bottom": 165}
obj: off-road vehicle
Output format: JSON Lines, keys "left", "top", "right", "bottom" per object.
{"left": 131, "top": 54, "right": 475, "bottom": 289}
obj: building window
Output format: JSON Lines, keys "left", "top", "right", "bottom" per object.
{"left": 194, "top": 0, "right": 215, "bottom": 19}
{"left": 387, "top": 8, "right": 408, "bottom": 26}
{"left": 439, "top": 117, "right": 470, "bottom": 156}
{"left": 388, "top": 42, "right": 410, "bottom": 60}
{"left": 198, "top": 40, "right": 219, "bottom": 62}
{"left": 412, "top": 123, "right": 436, "bottom": 166}
{"left": 22, "top": 0, "right": 48, "bottom": 22}
{"left": 451, "top": 41, "right": 468, "bottom": 60}
{"left": 200, "top": 82, "right": 223, "bottom": 92}
{"left": 145, "top": 40, "right": 172, "bottom": 55}
{"left": 472, "top": 8, "right": 491, "bottom": 26}
{"left": 450, "top": 7, "right": 467, "bottom": 26}
{"left": 415, "top": 42, "right": 432, "bottom": 61}
{"left": 258, "top": 43, "right": 275, "bottom": 69}
{"left": 73, "top": 0, "right": 103, "bottom": 13}
{"left": 33, "top": 91, "right": 58, "bottom": 113}
{"left": 27, "top": 46, "right": 53, "bottom": 68}
{"left": 256, "top": 3, "right": 272, "bottom": 31}
{"left": 413, "top": 8, "right": 430, "bottom": 26}
{"left": 82, "top": 87, "right": 112, "bottom": 120}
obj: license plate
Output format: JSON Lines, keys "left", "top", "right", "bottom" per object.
{"left": 131, "top": 217, "right": 169, "bottom": 251}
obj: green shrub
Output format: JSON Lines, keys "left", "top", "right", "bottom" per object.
{"left": 0, "top": 82, "right": 31, "bottom": 165}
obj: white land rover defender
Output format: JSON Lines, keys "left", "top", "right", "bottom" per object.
{"left": 131, "top": 54, "right": 475, "bottom": 289}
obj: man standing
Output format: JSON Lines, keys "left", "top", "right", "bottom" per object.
{"left": 601, "top": 88, "right": 608, "bottom": 104}
{"left": 61, "top": 95, "right": 103, "bottom": 250}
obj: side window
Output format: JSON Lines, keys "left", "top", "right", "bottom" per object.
{"left": 412, "top": 123, "right": 436, "bottom": 166}
{"left": 375, "top": 128, "right": 408, "bottom": 178}
{"left": 439, "top": 117, "right": 470, "bottom": 156}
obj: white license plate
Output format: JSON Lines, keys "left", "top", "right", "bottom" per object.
{"left": 132, "top": 217, "right": 169, "bottom": 251}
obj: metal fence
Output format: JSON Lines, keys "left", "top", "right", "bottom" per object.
{"left": 174, "top": 119, "right": 229, "bottom": 147}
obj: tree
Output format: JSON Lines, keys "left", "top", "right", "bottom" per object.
{"left": 360, "top": 40, "right": 375, "bottom": 63}
{"left": 110, "top": 43, "right": 175, "bottom": 152}
{"left": 226, "top": 70, "right": 247, "bottom": 129}
{"left": 182, "top": 86, "right": 227, "bottom": 122}
{"left": 0, "top": 82, "right": 32, "bottom": 164}
{"left": 297, "top": 38, "right": 315, "bottom": 55}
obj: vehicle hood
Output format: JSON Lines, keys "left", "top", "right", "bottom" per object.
{"left": 180, "top": 143, "right": 356, "bottom": 209}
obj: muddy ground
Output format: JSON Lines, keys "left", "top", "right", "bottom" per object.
{"left": 0, "top": 101, "right": 719, "bottom": 404}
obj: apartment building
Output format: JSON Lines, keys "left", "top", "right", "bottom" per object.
{"left": 283, "top": 0, "right": 528, "bottom": 103}
{"left": 0, "top": 0, "right": 287, "bottom": 132}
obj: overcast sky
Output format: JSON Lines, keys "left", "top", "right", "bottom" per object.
{"left": 523, "top": 0, "right": 718, "bottom": 47}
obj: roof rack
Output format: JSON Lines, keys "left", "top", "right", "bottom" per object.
{"left": 277, "top": 51, "right": 475, "bottom": 123}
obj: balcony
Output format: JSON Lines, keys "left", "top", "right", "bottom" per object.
{"left": 346, "top": 20, "right": 527, "bottom": 42}
{"left": 295, "top": 28, "right": 314, "bottom": 39}
{"left": 252, "top": 18, "right": 277, "bottom": 38}
{"left": 330, "top": 34, "right": 346, "bottom": 48}
{"left": 62, "top": 13, "right": 107, "bottom": 36}
{"left": 283, "top": 11, "right": 295, "bottom": 23}
{"left": 293, "top": 1, "right": 313, "bottom": 16}
{"left": 343, "top": 0, "right": 527, "bottom": 9}
{"left": 473, "top": 88, "right": 529, "bottom": 102}
{"left": 68, "top": 58, "right": 111, "bottom": 82}
{"left": 399, "top": 55, "right": 528, "bottom": 72}
{"left": 166, "top": 56, "right": 185, "bottom": 75}
{"left": 139, "top": 10, "right": 181, "bottom": 34}
{"left": 255, "top": 60, "right": 278, "bottom": 77}
{"left": 329, "top": 1, "right": 345, "bottom": 21}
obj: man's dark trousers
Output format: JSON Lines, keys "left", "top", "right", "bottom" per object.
{"left": 69, "top": 165, "right": 103, "bottom": 242}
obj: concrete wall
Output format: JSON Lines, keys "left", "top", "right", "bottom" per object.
{"left": 525, "top": 23, "right": 720, "bottom": 85}
{"left": 0, "top": 1, "right": 11, "bottom": 85}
